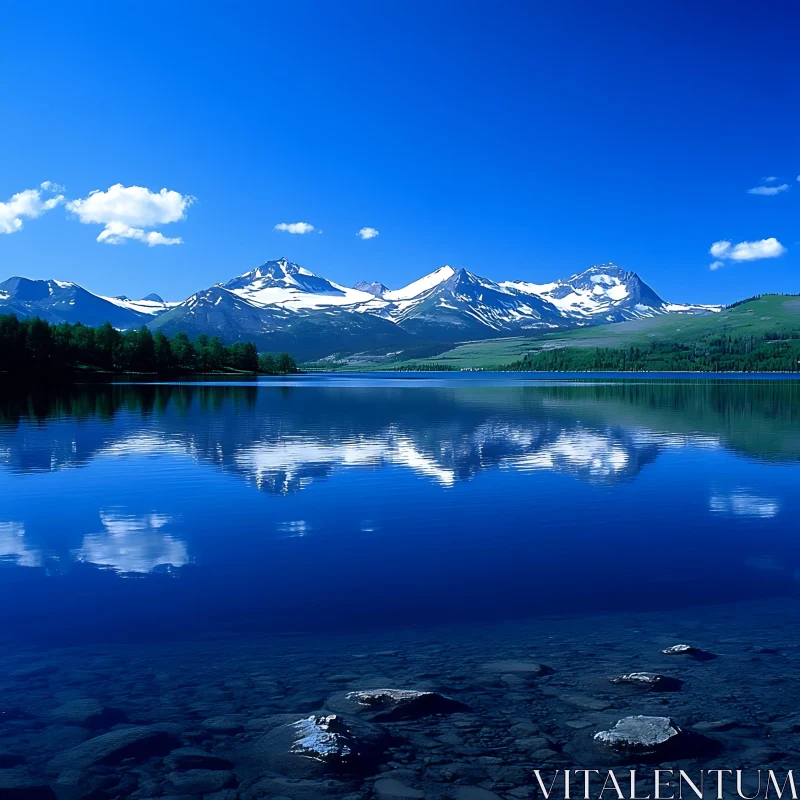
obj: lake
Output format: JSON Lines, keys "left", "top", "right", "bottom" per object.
{"left": 2, "top": 374, "right": 800, "bottom": 799}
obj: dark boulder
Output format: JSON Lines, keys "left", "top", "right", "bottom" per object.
{"left": 50, "top": 699, "right": 127, "bottom": 729}
{"left": 326, "top": 689, "right": 470, "bottom": 722}
{"left": 0, "top": 770, "right": 56, "bottom": 799}
{"left": 164, "top": 746, "right": 234, "bottom": 771}
{"left": 662, "top": 644, "right": 717, "bottom": 661}
{"left": 48, "top": 725, "right": 181, "bottom": 772}
{"left": 609, "top": 672, "right": 682, "bottom": 692}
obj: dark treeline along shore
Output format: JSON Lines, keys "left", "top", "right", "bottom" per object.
{"left": 384, "top": 294, "right": 800, "bottom": 372}
{"left": 394, "top": 332, "right": 800, "bottom": 373}
{"left": 504, "top": 335, "right": 800, "bottom": 373}
{"left": 0, "top": 314, "right": 299, "bottom": 380}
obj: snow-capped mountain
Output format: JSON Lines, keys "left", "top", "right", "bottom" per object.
{"left": 0, "top": 277, "right": 173, "bottom": 329}
{"left": 99, "top": 293, "right": 177, "bottom": 317}
{"left": 149, "top": 264, "right": 413, "bottom": 358}
{"left": 1, "top": 258, "right": 720, "bottom": 359}
{"left": 223, "top": 258, "right": 378, "bottom": 310}
{"left": 353, "top": 280, "right": 389, "bottom": 297}
{"left": 501, "top": 263, "right": 716, "bottom": 322}
{"left": 385, "top": 266, "right": 569, "bottom": 338}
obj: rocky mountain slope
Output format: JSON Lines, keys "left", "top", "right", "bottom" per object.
{"left": 0, "top": 258, "right": 719, "bottom": 360}
{"left": 0, "top": 277, "right": 174, "bottom": 329}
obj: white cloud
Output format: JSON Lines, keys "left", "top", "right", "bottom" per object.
{"left": 708, "top": 237, "right": 787, "bottom": 262}
{"left": 67, "top": 184, "right": 193, "bottom": 246}
{"left": 0, "top": 181, "right": 65, "bottom": 235}
{"left": 97, "top": 222, "right": 182, "bottom": 247}
{"left": 763, "top": 176, "right": 778, "bottom": 183}
{"left": 39, "top": 180, "right": 66, "bottom": 193}
{"left": 709, "top": 260, "right": 724, "bottom": 271}
{"left": 709, "top": 241, "right": 731, "bottom": 258}
{"left": 747, "top": 184, "right": 789, "bottom": 195}
{"left": 357, "top": 227, "right": 380, "bottom": 240}
{"left": 274, "top": 221, "right": 316, "bottom": 234}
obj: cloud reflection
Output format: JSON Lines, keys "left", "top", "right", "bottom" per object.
{"left": 709, "top": 490, "right": 781, "bottom": 518}
{"left": 75, "top": 511, "right": 189, "bottom": 575}
{"left": 0, "top": 522, "right": 41, "bottom": 567}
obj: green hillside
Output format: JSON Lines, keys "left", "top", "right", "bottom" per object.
{"left": 375, "top": 294, "right": 800, "bottom": 371}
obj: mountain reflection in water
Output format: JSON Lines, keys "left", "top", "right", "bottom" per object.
{"left": 1, "top": 377, "right": 799, "bottom": 642}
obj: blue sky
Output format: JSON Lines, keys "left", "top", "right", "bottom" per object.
{"left": 0, "top": 1, "right": 797, "bottom": 304}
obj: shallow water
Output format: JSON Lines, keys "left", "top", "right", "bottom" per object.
{"left": 2, "top": 375, "right": 800, "bottom": 798}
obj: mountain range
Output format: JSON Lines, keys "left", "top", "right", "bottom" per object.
{"left": 0, "top": 258, "right": 720, "bottom": 360}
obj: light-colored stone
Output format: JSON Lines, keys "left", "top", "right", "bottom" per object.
{"left": 594, "top": 716, "right": 681, "bottom": 752}
{"left": 662, "top": 644, "right": 696, "bottom": 655}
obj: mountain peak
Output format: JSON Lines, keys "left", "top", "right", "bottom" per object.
{"left": 141, "top": 293, "right": 165, "bottom": 303}
{"left": 384, "top": 265, "right": 456, "bottom": 301}
{"left": 354, "top": 280, "right": 389, "bottom": 297}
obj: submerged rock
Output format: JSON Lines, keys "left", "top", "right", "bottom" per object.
{"left": 50, "top": 699, "right": 126, "bottom": 729}
{"left": 662, "top": 644, "right": 717, "bottom": 660}
{"left": 164, "top": 746, "right": 234, "bottom": 771}
{"left": 454, "top": 789, "right": 505, "bottom": 800}
{"left": 0, "top": 769, "right": 56, "bottom": 799}
{"left": 662, "top": 644, "right": 696, "bottom": 654}
{"left": 375, "top": 777, "right": 425, "bottom": 799}
{"left": 201, "top": 715, "right": 247, "bottom": 735}
{"left": 0, "top": 753, "right": 25, "bottom": 769}
{"left": 291, "top": 715, "right": 360, "bottom": 763}
{"left": 48, "top": 725, "right": 180, "bottom": 772}
{"left": 166, "top": 769, "right": 235, "bottom": 794}
{"left": 480, "top": 661, "right": 553, "bottom": 677}
{"left": 693, "top": 719, "right": 738, "bottom": 733}
{"left": 244, "top": 713, "right": 389, "bottom": 778}
{"left": 327, "top": 689, "right": 470, "bottom": 722}
{"left": 594, "top": 716, "right": 681, "bottom": 753}
{"left": 610, "top": 672, "right": 682, "bottom": 691}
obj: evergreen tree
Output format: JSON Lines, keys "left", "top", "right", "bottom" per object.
{"left": 171, "top": 332, "right": 196, "bottom": 369}
{"left": 154, "top": 331, "right": 172, "bottom": 370}
{"left": 208, "top": 337, "right": 226, "bottom": 370}
{"left": 276, "top": 352, "right": 298, "bottom": 374}
{"left": 258, "top": 352, "right": 277, "bottom": 374}
{"left": 0, "top": 314, "right": 298, "bottom": 380}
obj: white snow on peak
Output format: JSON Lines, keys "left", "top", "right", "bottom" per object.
{"left": 384, "top": 266, "right": 455, "bottom": 301}
{"left": 75, "top": 258, "right": 720, "bottom": 331}
{"left": 224, "top": 258, "right": 382, "bottom": 312}
{"left": 99, "top": 295, "right": 179, "bottom": 315}
{"left": 230, "top": 280, "right": 379, "bottom": 311}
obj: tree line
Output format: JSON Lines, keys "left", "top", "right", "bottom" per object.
{"left": 0, "top": 314, "right": 299, "bottom": 378}
{"left": 504, "top": 332, "right": 800, "bottom": 372}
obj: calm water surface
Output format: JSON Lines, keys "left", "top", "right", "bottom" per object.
{"left": 2, "top": 374, "right": 800, "bottom": 644}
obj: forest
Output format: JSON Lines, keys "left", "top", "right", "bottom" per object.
{"left": 0, "top": 315, "right": 299, "bottom": 378}
{"left": 505, "top": 331, "right": 800, "bottom": 372}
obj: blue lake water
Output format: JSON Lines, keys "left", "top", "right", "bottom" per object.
{"left": 2, "top": 374, "right": 799, "bottom": 644}
{"left": 4, "top": 374, "right": 800, "bottom": 797}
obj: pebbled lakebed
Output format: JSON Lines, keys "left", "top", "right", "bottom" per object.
{"left": 1, "top": 375, "right": 800, "bottom": 799}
